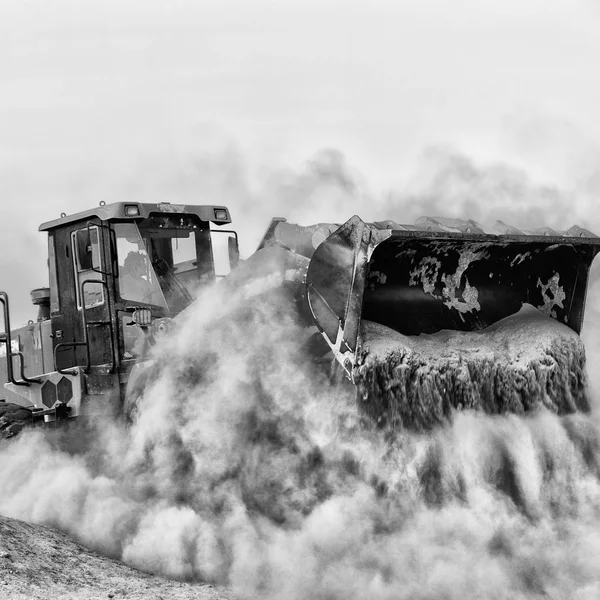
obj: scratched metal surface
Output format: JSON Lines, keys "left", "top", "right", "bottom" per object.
{"left": 362, "top": 237, "right": 599, "bottom": 335}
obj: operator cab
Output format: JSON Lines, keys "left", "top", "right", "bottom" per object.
{"left": 40, "top": 202, "right": 239, "bottom": 372}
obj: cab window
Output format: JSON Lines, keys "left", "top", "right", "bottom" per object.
{"left": 71, "top": 226, "right": 104, "bottom": 309}
{"left": 114, "top": 222, "right": 167, "bottom": 307}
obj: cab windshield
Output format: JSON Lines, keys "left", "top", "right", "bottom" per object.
{"left": 114, "top": 216, "right": 213, "bottom": 313}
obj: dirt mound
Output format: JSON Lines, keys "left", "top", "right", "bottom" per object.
{"left": 357, "top": 305, "right": 589, "bottom": 429}
{"left": 0, "top": 402, "right": 32, "bottom": 441}
{"left": 0, "top": 514, "right": 235, "bottom": 600}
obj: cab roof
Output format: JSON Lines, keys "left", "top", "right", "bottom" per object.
{"left": 39, "top": 202, "right": 232, "bottom": 232}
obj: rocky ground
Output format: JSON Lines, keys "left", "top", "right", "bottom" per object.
{"left": 0, "top": 515, "right": 235, "bottom": 600}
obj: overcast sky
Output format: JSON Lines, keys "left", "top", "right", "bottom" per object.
{"left": 2, "top": 0, "right": 600, "bottom": 324}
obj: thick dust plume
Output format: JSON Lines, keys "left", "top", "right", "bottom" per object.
{"left": 2, "top": 139, "right": 600, "bottom": 596}
{"left": 1, "top": 280, "right": 600, "bottom": 599}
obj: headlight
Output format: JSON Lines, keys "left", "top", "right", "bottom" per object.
{"left": 124, "top": 204, "right": 140, "bottom": 217}
{"left": 132, "top": 308, "right": 152, "bottom": 327}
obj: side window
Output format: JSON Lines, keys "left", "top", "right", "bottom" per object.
{"left": 71, "top": 226, "right": 104, "bottom": 309}
{"left": 210, "top": 230, "right": 238, "bottom": 278}
{"left": 171, "top": 233, "right": 196, "bottom": 274}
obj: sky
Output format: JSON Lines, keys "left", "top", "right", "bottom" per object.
{"left": 2, "top": 0, "right": 600, "bottom": 324}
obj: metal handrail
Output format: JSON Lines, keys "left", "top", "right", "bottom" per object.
{"left": 0, "top": 292, "right": 40, "bottom": 386}
{"left": 85, "top": 221, "right": 118, "bottom": 278}
{"left": 96, "top": 222, "right": 119, "bottom": 369}
{"left": 80, "top": 279, "right": 116, "bottom": 374}
{"left": 54, "top": 341, "right": 87, "bottom": 376}
{"left": 14, "top": 350, "right": 41, "bottom": 384}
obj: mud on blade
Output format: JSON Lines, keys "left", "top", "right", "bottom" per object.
{"left": 306, "top": 216, "right": 600, "bottom": 380}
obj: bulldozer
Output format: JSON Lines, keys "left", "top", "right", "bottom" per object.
{"left": 1, "top": 202, "right": 600, "bottom": 435}
{"left": 0, "top": 201, "right": 240, "bottom": 432}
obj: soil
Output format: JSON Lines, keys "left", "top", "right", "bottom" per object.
{"left": 0, "top": 402, "right": 32, "bottom": 441}
{"left": 357, "top": 304, "right": 590, "bottom": 429}
{"left": 0, "top": 514, "right": 235, "bottom": 600}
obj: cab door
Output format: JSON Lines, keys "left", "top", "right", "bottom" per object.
{"left": 52, "top": 221, "right": 115, "bottom": 371}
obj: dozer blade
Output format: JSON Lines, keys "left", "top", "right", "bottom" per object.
{"left": 306, "top": 216, "right": 600, "bottom": 381}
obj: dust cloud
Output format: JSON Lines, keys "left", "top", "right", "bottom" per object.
{"left": 2, "top": 146, "right": 600, "bottom": 598}
{"left": 1, "top": 274, "right": 600, "bottom": 599}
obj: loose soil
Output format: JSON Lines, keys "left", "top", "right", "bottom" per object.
{"left": 0, "top": 514, "right": 235, "bottom": 600}
{"left": 357, "top": 304, "right": 589, "bottom": 429}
